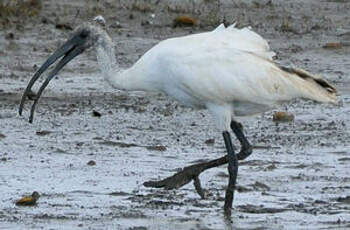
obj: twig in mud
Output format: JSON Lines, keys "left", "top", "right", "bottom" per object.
{"left": 252, "top": 145, "right": 281, "bottom": 150}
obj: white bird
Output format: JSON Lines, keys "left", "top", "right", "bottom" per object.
{"left": 19, "top": 16, "right": 337, "bottom": 215}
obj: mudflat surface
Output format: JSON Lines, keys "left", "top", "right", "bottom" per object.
{"left": 1, "top": 0, "right": 350, "bottom": 229}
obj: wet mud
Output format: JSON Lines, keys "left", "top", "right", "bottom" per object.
{"left": 1, "top": 0, "right": 350, "bottom": 229}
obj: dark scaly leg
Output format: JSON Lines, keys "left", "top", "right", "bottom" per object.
{"left": 230, "top": 120, "right": 253, "bottom": 160}
{"left": 144, "top": 155, "right": 228, "bottom": 198}
{"left": 222, "top": 131, "right": 238, "bottom": 215}
{"left": 144, "top": 131, "right": 239, "bottom": 213}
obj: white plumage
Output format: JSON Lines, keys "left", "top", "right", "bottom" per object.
{"left": 102, "top": 23, "right": 336, "bottom": 131}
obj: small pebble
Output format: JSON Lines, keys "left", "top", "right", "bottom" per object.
{"left": 273, "top": 111, "right": 294, "bottom": 123}
{"left": 92, "top": 110, "right": 101, "bottom": 117}
{"left": 87, "top": 160, "right": 96, "bottom": 166}
{"left": 16, "top": 191, "right": 40, "bottom": 206}
{"left": 5, "top": 33, "right": 15, "bottom": 40}
{"left": 205, "top": 138, "right": 215, "bottom": 145}
{"left": 173, "top": 16, "right": 196, "bottom": 27}
{"left": 323, "top": 42, "right": 342, "bottom": 49}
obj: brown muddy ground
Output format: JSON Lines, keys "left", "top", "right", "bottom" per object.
{"left": 1, "top": 0, "right": 350, "bottom": 229}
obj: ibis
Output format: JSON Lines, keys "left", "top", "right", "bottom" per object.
{"left": 19, "top": 16, "right": 337, "bottom": 214}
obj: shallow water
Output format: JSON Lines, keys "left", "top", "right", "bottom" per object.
{"left": 1, "top": 0, "right": 350, "bottom": 229}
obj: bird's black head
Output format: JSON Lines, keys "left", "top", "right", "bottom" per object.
{"left": 19, "top": 16, "right": 108, "bottom": 123}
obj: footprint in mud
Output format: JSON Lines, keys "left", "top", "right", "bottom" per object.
{"left": 0, "top": 133, "right": 6, "bottom": 139}
{"left": 335, "top": 196, "right": 350, "bottom": 204}
{"left": 248, "top": 181, "right": 271, "bottom": 191}
{"left": 237, "top": 204, "right": 289, "bottom": 214}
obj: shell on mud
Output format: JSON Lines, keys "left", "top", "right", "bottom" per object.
{"left": 87, "top": 160, "right": 96, "bottom": 166}
{"left": 15, "top": 191, "right": 40, "bottom": 206}
{"left": 173, "top": 16, "right": 196, "bottom": 27}
{"left": 272, "top": 111, "right": 294, "bottom": 123}
{"left": 323, "top": 42, "right": 342, "bottom": 49}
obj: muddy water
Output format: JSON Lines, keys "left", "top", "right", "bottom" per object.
{"left": 1, "top": 0, "right": 350, "bottom": 229}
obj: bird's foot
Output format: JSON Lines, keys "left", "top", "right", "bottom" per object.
{"left": 144, "top": 156, "right": 228, "bottom": 199}
{"left": 143, "top": 163, "right": 207, "bottom": 198}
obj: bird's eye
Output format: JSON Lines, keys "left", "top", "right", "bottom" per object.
{"left": 80, "top": 29, "right": 90, "bottom": 38}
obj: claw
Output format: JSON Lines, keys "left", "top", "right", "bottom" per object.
{"left": 193, "top": 176, "right": 205, "bottom": 199}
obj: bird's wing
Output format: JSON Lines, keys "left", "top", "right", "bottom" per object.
{"left": 212, "top": 23, "right": 226, "bottom": 32}
{"left": 158, "top": 47, "right": 335, "bottom": 107}
{"left": 217, "top": 24, "right": 276, "bottom": 60}
{"left": 140, "top": 25, "right": 335, "bottom": 107}
{"left": 163, "top": 24, "right": 275, "bottom": 61}
{"left": 161, "top": 49, "right": 288, "bottom": 105}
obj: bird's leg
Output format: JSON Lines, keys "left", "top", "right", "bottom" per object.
{"left": 143, "top": 122, "right": 250, "bottom": 209}
{"left": 143, "top": 155, "right": 228, "bottom": 198}
{"left": 144, "top": 132, "right": 239, "bottom": 214}
{"left": 230, "top": 120, "right": 253, "bottom": 160}
{"left": 222, "top": 131, "right": 238, "bottom": 215}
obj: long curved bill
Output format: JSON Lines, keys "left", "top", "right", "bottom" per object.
{"left": 19, "top": 33, "right": 86, "bottom": 123}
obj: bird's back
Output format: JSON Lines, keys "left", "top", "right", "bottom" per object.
{"left": 133, "top": 24, "right": 336, "bottom": 115}
{"left": 155, "top": 23, "right": 275, "bottom": 61}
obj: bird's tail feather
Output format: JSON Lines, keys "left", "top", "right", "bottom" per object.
{"left": 280, "top": 66, "right": 337, "bottom": 104}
